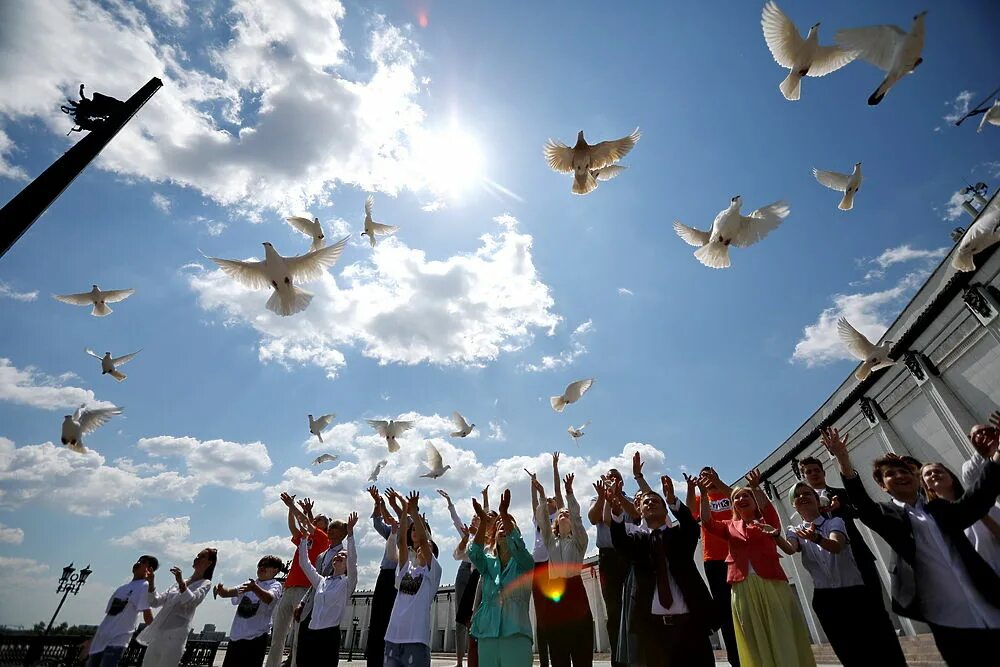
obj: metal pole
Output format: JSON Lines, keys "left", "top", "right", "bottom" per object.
{"left": 42, "top": 589, "right": 70, "bottom": 636}
{"left": 0, "top": 77, "right": 162, "bottom": 260}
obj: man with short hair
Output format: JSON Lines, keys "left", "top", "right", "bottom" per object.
{"left": 822, "top": 425, "right": 1000, "bottom": 666}
{"left": 86, "top": 555, "right": 158, "bottom": 667}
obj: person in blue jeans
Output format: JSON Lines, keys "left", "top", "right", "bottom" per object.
{"left": 85, "top": 555, "right": 158, "bottom": 667}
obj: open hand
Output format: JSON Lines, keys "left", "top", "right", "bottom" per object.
{"left": 280, "top": 491, "right": 296, "bottom": 508}
{"left": 632, "top": 451, "right": 643, "bottom": 478}
{"left": 745, "top": 468, "right": 762, "bottom": 489}
{"left": 499, "top": 489, "right": 511, "bottom": 516}
{"left": 820, "top": 427, "right": 849, "bottom": 458}
{"left": 347, "top": 512, "right": 359, "bottom": 535}
{"left": 563, "top": 472, "right": 575, "bottom": 493}
{"left": 170, "top": 567, "right": 184, "bottom": 585}
{"left": 752, "top": 520, "right": 780, "bottom": 537}
{"left": 436, "top": 489, "right": 451, "bottom": 503}
{"left": 661, "top": 475, "right": 675, "bottom": 504}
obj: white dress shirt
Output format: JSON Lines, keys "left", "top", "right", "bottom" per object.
{"left": 298, "top": 536, "right": 357, "bottom": 631}
{"left": 612, "top": 500, "right": 687, "bottom": 615}
{"left": 536, "top": 493, "right": 588, "bottom": 578}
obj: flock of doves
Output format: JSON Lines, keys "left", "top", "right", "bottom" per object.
{"left": 47, "top": 4, "right": 1000, "bottom": 479}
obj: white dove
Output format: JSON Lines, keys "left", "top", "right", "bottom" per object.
{"left": 761, "top": 1, "right": 857, "bottom": 101}
{"left": 837, "top": 318, "right": 895, "bottom": 380}
{"left": 835, "top": 11, "right": 927, "bottom": 106}
{"left": 813, "top": 162, "right": 863, "bottom": 211}
{"left": 568, "top": 421, "right": 591, "bottom": 441}
{"left": 590, "top": 164, "right": 628, "bottom": 182}
{"left": 368, "top": 459, "right": 389, "bottom": 482}
{"left": 54, "top": 285, "right": 134, "bottom": 317}
{"left": 308, "top": 414, "right": 335, "bottom": 443}
{"left": 952, "top": 198, "right": 1000, "bottom": 272}
{"left": 361, "top": 195, "right": 399, "bottom": 248}
{"left": 84, "top": 348, "right": 140, "bottom": 382}
{"left": 207, "top": 237, "right": 349, "bottom": 317}
{"left": 550, "top": 379, "right": 594, "bottom": 413}
{"left": 420, "top": 441, "right": 451, "bottom": 479}
{"left": 367, "top": 419, "right": 414, "bottom": 453}
{"left": 311, "top": 453, "right": 338, "bottom": 466}
{"left": 61, "top": 404, "right": 123, "bottom": 453}
{"left": 544, "top": 128, "right": 640, "bottom": 195}
{"left": 450, "top": 411, "right": 475, "bottom": 438}
{"left": 673, "top": 196, "right": 790, "bottom": 269}
{"left": 286, "top": 215, "right": 326, "bottom": 252}
{"left": 978, "top": 99, "right": 1000, "bottom": 133}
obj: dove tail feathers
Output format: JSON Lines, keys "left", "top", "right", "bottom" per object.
{"left": 952, "top": 251, "right": 976, "bottom": 272}
{"left": 780, "top": 71, "right": 802, "bottom": 101}
{"left": 109, "top": 369, "right": 127, "bottom": 382}
{"left": 550, "top": 395, "right": 567, "bottom": 412}
{"left": 839, "top": 191, "right": 855, "bottom": 211}
{"left": 92, "top": 302, "right": 112, "bottom": 317}
{"left": 572, "top": 171, "right": 598, "bottom": 196}
{"left": 694, "top": 242, "right": 731, "bottom": 269}
{"left": 387, "top": 436, "right": 400, "bottom": 453}
{"left": 855, "top": 360, "right": 875, "bottom": 381}
{"left": 868, "top": 76, "right": 895, "bottom": 106}
{"left": 317, "top": 432, "right": 324, "bottom": 443}
{"left": 267, "top": 286, "right": 313, "bottom": 316}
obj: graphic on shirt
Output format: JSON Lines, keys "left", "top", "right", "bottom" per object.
{"left": 106, "top": 591, "right": 132, "bottom": 616}
{"left": 236, "top": 595, "right": 260, "bottom": 618}
{"left": 709, "top": 497, "right": 732, "bottom": 512}
{"left": 399, "top": 571, "right": 425, "bottom": 595}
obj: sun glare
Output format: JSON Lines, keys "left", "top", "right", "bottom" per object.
{"left": 415, "top": 125, "right": 486, "bottom": 200}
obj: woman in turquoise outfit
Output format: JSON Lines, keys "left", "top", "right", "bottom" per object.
{"left": 467, "top": 488, "right": 535, "bottom": 667}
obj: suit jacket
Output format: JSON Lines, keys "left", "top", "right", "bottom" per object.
{"left": 821, "top": 484, "right": 876, "bottom": 564}
{"left": 610, "top": 501, "right": 719, "bottom": 633}
{"left": 841, "top": 459, "right": 1000, "bottom": 622}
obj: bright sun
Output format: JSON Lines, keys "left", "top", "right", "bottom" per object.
{"left": 415, "top": 125, "right": 486, "bottom": 200}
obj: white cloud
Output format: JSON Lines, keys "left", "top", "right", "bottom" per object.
{"left": 617, "top": 287, "right": 634, "bottom": 297}
{"left": 0, "top": 281, "right": 38, "bottom": 302}
{"left": 943, "top": 90, "right": 975, "bottom": 124}
{"left": 421, "top": 200, "right": 446, "bottom": 213}
{"left": 521, "top": 319, "right": 592, "bottom": 372}
{"left": 0, "top": 358, "right": 115, "bottom": 411}
{"left": 871, "top": 244, "right": 948, "bottom": 270}
{"left": 151, "top": 192, "right": 171, "bottom": 213}
{"left": 188, "top": 215, "right": 559, "bottom": 377}
{"left": 137, "top": 435, "right": 272, "bottom": 490}
{"left": 942, "top": 190, "right": 970, "bottom": 221}
{"left": 0, "top": 127, "right": 28, "bottom": 181}
{"left": 143, "top": 0, "right": 188, "bottom": 27}
{"left": 0, "top": 523, "right": 25, "bottom": 544}
{"left": 487, "top": 420, "right": 506, "bottom": 441}
{"left": 0, "top": 556, "right": 48, "bottom": 575}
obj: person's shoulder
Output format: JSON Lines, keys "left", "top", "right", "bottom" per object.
{"left": 825, "top": 516, "right": 847, "bottom": 531}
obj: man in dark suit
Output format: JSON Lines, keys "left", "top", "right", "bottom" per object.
{"left": 605, "top": 475, "right": 718, "bottom": 667}
{"left": 821, "top": 426, "right": 1000, "bottom": 667}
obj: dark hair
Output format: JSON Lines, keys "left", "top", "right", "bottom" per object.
{"left": 788, "top": 481, "right": 819, "bottom": 506}
{"left": 257, "top": 555, "right": 284, "bottom": 571}
{"left": 328, "top": 520, "right": 347, "bottom": 534}
{"left": 920, "top": 462, "right": 965, "bottom": 501}
{"left": 202, "top": 549, "right": 218, "bottom": 581}
{"left": 138, "top": 555, "right": 159, "bottom": 572}
{"left": 430, "top": 541, "right": 439, "bottom": 559}
{"left": 798, "top": 456, "right": 823, "bottom": 472}
{"left": 871, "top": 456, "right": 913, "bottom": 486}
{"left": 901, "top": 455, "right": 922, "bottom": 470}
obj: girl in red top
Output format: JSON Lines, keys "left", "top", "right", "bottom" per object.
{"left": 698, "top": 469, "right": 815, "bottom": 667}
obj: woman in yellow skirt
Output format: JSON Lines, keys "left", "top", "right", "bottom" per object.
{"left": 697, "top": 469, "right": 816, "bottom": 667}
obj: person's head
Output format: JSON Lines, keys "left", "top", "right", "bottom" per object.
{"left": 552, "top": 507, "right": 573, "bottom": 537}
{"left": 920, "top": 462, "right": 964, "bottom": 502}
{"left": 132, "top": 555, "right": 159, "bottom": 580}
{"left": 730, "top": 487, "right": 761, "bottom": 521}
{"left": 545, "top": 497, "right": 558, "bottom": 515}
{"left": 193, "top": 548, "right": 218, "bottom": 580}
{"left": 871, "top": 456, "right": 919, "bottom": 502}
{"left": 408, "top": 517, "right": 433, "bottom": 565}
{"left": 256, "top": 555, "right": 284, "bottom": 581}
{"left": 700, "top": 466, "right": 724, "bottom": 492}
{"left": 900, "top": 456, "right": 922, "bottom": 474}
{"left": 606, "top": 469, "right": 623, "bottom": 486}
{"left": 326, "top": 520, "right": 348, "bottom": 546}
{"left": 969, "top": 422, "right": 999, "bottom": 457}
{"left": 798, "top": 457, "right": 827, "bottom": 488}
{"left": 312, "top": 514, "right": 330, "bottom": 534}
{"left": 469, "top": 515, "right": 481, "bottom": 535}
{"left": 481, "top": 511, "right": 499, "bottom": 547}
{"left": 638, "top": 491, "right": 668, "bottom": 528}
{"left": 789, "top": 482, "right": 821, "bottom": 520}
{"left": 633, "top": 490, "right": 645, "bottom": 507}
{"left": 329, "top": 548, "right": 350, "bottom": 576}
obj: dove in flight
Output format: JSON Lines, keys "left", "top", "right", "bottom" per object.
{"left": 286, "top": 215, "right": 326, "bottom": 252}
{"left": 367, "top": 419, "right": 414, "bottom": 453}
{"left": 761, "top": 1, "right": 857, "bottom": 101}
{"left": 673, "top": 196, "right": 790, "bottom": 269}
{"left": 311, "top": 453, "right": 338, "bottom": 466}
{"left": 54, "top": 285, "right": 134, "bottom": 317}
{"left": 568, "top": 421, "right": 591, "bottom": 441}
{"left": 207, "top": 237, "right": 349, "bottom": 317}
{"left": 361, "top": 195, "right": 399, "bottom": 248}
{"left": 544, "top": 128, "right": 640, "bottom": 195}
{"left": 978, "top": 99, "right": 1000, "bottom": 133}
{"left": 85, "top": 348, "right": 140, "bottom": 382}
{"left": 591, "top": 164, "right": 628, "bottom": 183}
{"left": 61, "top": 404, "right": 123, "bottom": 453}
{"left": 551, "top": 379, "right": 594, "bottom": 413}
{"left": 368, "top": 459, "right": 389, "bottom": 482}
{"left": 952, "top": 197, "right": 1000, "bottom": 272}
{"left": 308, "top": 414, "right": 335, "bottom": 443}
{"left": 835, "top": 11, "right": 927, "bottom": 106}
{"left": 813, "top": 162, "right": 863, "bottom": 211}
{"left": 450, "top": 412, "right": 475, "bottom": 438}
{"left": 837, "top": 318, "right": 895, "bottom": 380}
{"left": 420, "top": 441, "right": 451, "bottom": 479}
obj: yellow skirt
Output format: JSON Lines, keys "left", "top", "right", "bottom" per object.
{"left": 731, "top": 574, "right": 816, "bottom": 667}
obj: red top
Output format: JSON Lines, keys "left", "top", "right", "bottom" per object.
{"left": 701, "top": 502, "right": 787, "bottom": 584}
{"left": 691, "top": 492, "right": 734, "bottom": 561}
{"left": 283, "top": 527, "right": 330, "bottom": 588}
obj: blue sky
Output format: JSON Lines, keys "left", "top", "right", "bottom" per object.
{"left": 0, "top": 0, "right": 998, "bottom": 630}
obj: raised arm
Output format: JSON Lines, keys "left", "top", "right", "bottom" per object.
{"left": 745, "top": 469, "right": 772, "bottom": 515}
{"left": 298, "top": 539, "right": 322, "bottom": 588}
{"left": 757, "top": 521, "right": 798, "bottom": 555}
{"left": 387, "top": 488, "right": 409, "bottom": 569}
{"left": 438, "top": 489, "right": 465, "bottom": 534}
{"left": 532, "top": 477, "right": 556, "bottom": 551}
{"left": 346, "top": 512, "right": 359, "bottom": 590}
{"left": 588, "top": 478, "right": 606, "bottom": 526}
{"left": 369, "top": 487, "right": 391, "bottom": 539}
{"left": 283, "top": 492, "right": 300, "bottom": 539}
{"left": 606, "top": 480, "right": 638, "bottom": 560}
{"left": 482, "top": 485, "right": 491, "bottom": 512}
{"left": 527, "top": 469, "right": 540, "bottom": 515}
{"left": 632, "top": 451, "right": 654, "bottom": 494}
{"left": 552, "top": 452, "right": 564, "bottom": 509}
{"left": 683, "top": 473, "right": 698, "bottom": 514}
{"left": 565, "top": 474, "right": 588, "bottom": 553}
{"left": 696, "top": 475, "right": 726, "bottom": 537}
{"left": 282, "top": 491, "right": 313, "bottom": 535}
{"left": 407, "top": 491, "right": 433, "bottom": 564}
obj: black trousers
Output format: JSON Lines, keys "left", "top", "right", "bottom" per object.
{"left": 296, "top": 619, "right": 341, "bottom": 667}
{"left": 703, "top": 559, "right": 739, "bottom": 667}
{"left": 928, "top": 624, "right": 1000, "bottom": 667}
{"left": 598, "top": 548, "right": 628, "bottom": 667}
{"left": 811, "top": 586, "right": 906, "bottom": 667}
{"left": 531, "top": 561, "right": 552, "bottom": 667}
{"left": 546, "top": 575, "right": 593, "bottom": 667}
{"left": 366, "top": 567, "right": 397, "bottom": 667}
{"left": 222, "top": 633, "right": 268, "bottom": 667}
{"left": 640, "top": 614, "right": 714, "bottom": 667}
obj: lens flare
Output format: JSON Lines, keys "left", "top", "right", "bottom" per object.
{"left": 503, "top": 562, "right": 579, "bottom": 603}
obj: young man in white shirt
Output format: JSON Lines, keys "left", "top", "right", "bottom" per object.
{"left": 384, "top": 489, "right": 442, "bottom": 667}
{"left": 86, "top": 555, "right": 158, "bottom": 667}
{"left": 214, "top": 555, "right": 285, "bottom": 667}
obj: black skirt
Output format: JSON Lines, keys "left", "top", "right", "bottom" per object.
{"left": 547, "top": 572, "right": 593, "bottom": 627}
{"left": 364, "top": 567, "right": 397, "bottom": 666}
{"left": 456, "top": 562, "right": 481, "bottom": 626}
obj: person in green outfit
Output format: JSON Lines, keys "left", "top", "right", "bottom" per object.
{"left": 467, "top": 488, "right": 535, "bottom": 667}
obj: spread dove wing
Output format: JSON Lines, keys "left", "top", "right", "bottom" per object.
{"left": 837, "top": 317, "right": 895, "bottom": 380}
{"left": 551, "top": 378, "right": 594, "bottom": 412}
{"left": 54, "top": 285, "right": 135, "bottom": 317}
{"left": 420, "top": 441, "right": 451, "bottom": 478}
{"left": 835, "top": 12, "right": 927, "bottom": 105}
{"left": 312, "top": 453, "right": 338, "bottom": 466}
{"left": 952, "top": 198, "right": 1000, "bottom": 272}
{"left": 978, "top": 100, "right": 1000, "bottom": 133}
{"left": 368, "top": 419, "right": 414, "bottom": 453}
{"left": 450, "top": 411, "right": 474, "bottom": 438}
{"left": 544, "top": 128, "right": 640, "bottom": 195}
{"left": 813, "top": 163, "right": 862, "bottom": 211}
{"left": 286, "top": 216, "right": 326, "bottom": 252}
{"left": 368, "top": 459, "right": 389, "bottom": 482}
{"left": 362, "top": 195, "right": 400, "bottom": 247}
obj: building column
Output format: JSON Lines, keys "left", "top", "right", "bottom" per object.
{"left": 444, "top": 592, "right": 454, "bottom": 653}
{"left": 963, "top": 283, "right": 1000, "bottom": 345}
{"left": 903, "top": 352, "right": 977, "bottom": 458}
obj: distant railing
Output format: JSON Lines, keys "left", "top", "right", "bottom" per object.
{"left": 0, "top": 633, "right": 220, "bottom": 666}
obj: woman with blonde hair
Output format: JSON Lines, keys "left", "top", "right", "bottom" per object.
{"left": 698, "top": 470, "right": 815, "bottom": 667}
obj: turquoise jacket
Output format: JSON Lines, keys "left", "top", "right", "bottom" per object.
{"left": 467, "top": 528, "right": 535, "bottom": 641}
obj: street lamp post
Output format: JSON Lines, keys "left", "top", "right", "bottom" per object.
{"left": 44, "top": 562, "right": 93, "bottom": 635}
{"left": 348, "top": 617, "right": 359, "bottom": 661}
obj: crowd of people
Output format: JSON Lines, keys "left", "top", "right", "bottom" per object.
{"left": 82, "top": 413, "right": 1000, "bottom": 667}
